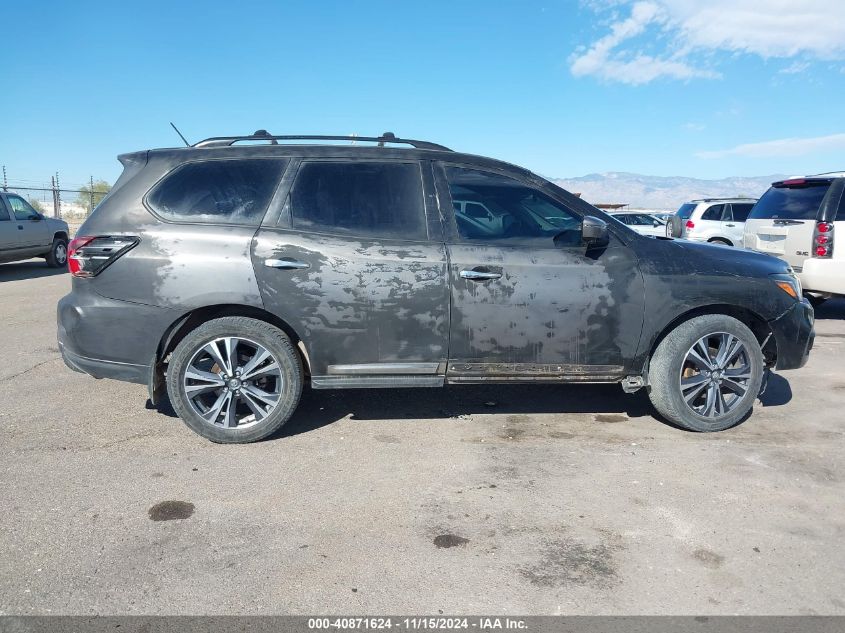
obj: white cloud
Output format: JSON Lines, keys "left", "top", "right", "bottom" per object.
{"left": 571, "top": 0, "right": 845, "bottom": 84}
{"left": 779, "top": 61, "right": 810, "bottom": 74}
{"left": 696, "top": 133, "right": 845, "bottom": 159}
{"left": 683, "top": 122, "right": 705, "bottom": 131}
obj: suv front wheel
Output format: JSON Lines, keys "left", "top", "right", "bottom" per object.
{"left": 166, "top": 317, "right": 303, "bottom": 443}
{"left": 648, "top": 314, "right": 764, "bottom": 432}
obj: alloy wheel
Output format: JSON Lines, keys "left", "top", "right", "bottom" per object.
{"left": 679, "top": 332, "right": 753, "bottom": 419}
{"left": 183, "top": 336, "right": 283, "bottom": 429}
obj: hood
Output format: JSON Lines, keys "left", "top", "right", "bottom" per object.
{"left": 652, "top": 236, "right": 791, "bottom": 278}
{"left": 44, "top": 216, "right": 69, "bottom": 231}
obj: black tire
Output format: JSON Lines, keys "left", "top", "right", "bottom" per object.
{"left": 46, "top": 237, "right": 68, "bottom": 268}
{"left": 166, "top": 317, "right": 302, "bottom": 443}
{"left": 708, "top": 238, "right": 732, "bottom": 247}
{"left": 647, "top": 314, "right": 764, "bottom": 432}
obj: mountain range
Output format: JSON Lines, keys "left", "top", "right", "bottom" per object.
{"left": 550, "top": 172, "right": 789, "bottom": 211}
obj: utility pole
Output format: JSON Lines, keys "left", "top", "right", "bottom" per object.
{"left": 51, "top": 176, "right": 58, "bottom": 217}
{"left": 1, "top": 165, "right": 7, "bottom": 192}
{"left": 89, "top": 175, "right": 94, "bottom": 215}
{"left": 55, "top": 172, "right": 62, "bottom": 218}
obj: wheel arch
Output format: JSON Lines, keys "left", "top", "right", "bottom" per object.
{"left": 53, "top": 230, "right": 69, "bottom": 242}
{"left": 155, "top": 304, "right": 311, "bottom": 379}
{"left": 645, "top": 304, "right": 776, "bottom": 373}
{"left": 707, "top": 237, "right": 733, "bottom": 246}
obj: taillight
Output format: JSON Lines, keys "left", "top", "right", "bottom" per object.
{"left": 68, "top": 235, "right": 139, "bottom": 277}
{"left": 685, "top": 220, "right": 695, "bottom": 230}
{"left": 812, "top": 222, "right": 833, "bottom": 258}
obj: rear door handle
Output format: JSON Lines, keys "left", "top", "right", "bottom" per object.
{"left": 725, "top": 223, "right": 735, "bottom": 227}
{"left": 264, "top": 258, "right": 310, "bottom": 270}
{"left": 460, "top": 268, "right": 502, "bottom": 281}
{"left": 17, "top": 225, "right": 23, "bottom": 230}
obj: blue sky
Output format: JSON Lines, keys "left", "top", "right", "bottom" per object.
{"left": 2, "top": 0, "right": 844, "bottom": 189}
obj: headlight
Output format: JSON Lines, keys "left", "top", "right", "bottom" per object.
{"left": 770, "top": 273, "right": 802, "bottom": 300}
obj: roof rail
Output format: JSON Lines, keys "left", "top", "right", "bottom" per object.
{"left": 192, "top": 130, "right": 452, "bottom": 151}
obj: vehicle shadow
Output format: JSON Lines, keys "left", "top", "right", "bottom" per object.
{"left": 150, "top": 382, "right": 656, "bottom": 438}
{"left": 759, "top": 371, "right": 792, "bottom": 407}
{"left": 151, "top": 376, "right": 796, "bottom": 440}
{"left": 813, "top": 297, "right": 845, "bottom": 320}
{"left": 0, "top": 260, "right": 66, "bottom": 281}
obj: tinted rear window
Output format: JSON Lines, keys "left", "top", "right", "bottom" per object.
{"left": 289, "top": 161, "right": 426, "bottom": 240}
{"left": 748, "top": 182, "right": 830, "bottom": 221}
{"left": 148, "top": 159, "right": 286, "bottom": 225}
{"left": 676, "top": 203, "right": 697, "bottom": 219}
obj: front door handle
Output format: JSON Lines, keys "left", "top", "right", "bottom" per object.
{"left": 725, "top": 223, "right": 735, "bottom": 227}
{"left": 264, "top": 258, "right": 310, "bottom": 270}
{"left": 460, "top": 268, "right": 502, "bottom": 281}
{"left": 18, "top": 225, "right": 23, "bottom": 230}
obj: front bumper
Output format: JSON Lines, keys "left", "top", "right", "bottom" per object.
{"left": 769, "top": 299, "right": 815, "bottom": 370}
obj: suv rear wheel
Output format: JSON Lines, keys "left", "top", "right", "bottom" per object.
{"left": 648, "top": 314, "right": 764, "bottom": 432}
{"left": 166, "top": 317, "right": 303, "bottom": 443}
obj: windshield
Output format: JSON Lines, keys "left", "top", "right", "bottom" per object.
{"left": 676, "top": 203, "right": 697, "bottom": 219}
{"left": 748, "top": 182, "right": 830, "bottom": 221}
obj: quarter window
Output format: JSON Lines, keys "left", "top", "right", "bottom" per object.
{"left": 731, "top": 203, "right": 754, "bottom": 222}
{"left": 147, "top": 159, "right": 286, "bottom": 225}
{"left": 701, "top": 204, "right": 724, "bottom": 221}
{"left": 289, "top": 162, "right": 427, "bottom": 240}
{"left": 444, "top": 166, "right": 582, "bottom": 245}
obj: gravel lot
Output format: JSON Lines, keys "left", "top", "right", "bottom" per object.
{"left": 1, "top": 259, "right": 844, "bottom": 615}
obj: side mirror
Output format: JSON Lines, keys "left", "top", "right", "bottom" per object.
{"left": 581, "top": 215, "right": 609, "bottom": 249}
{"left": 31, "top": 213, "right": 42, "bottom": 221}
{"left": 653, "top": 220, "right": 661, "bottom": 227}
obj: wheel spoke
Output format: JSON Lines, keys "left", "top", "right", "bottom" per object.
{"left": 222, "top": 338, "right": 239, "bottom": 375}
{"left": 239, "top": 348, "right": 271, "bottom": 378}
{"left": 241, "top": 383, "right": 279, "bottom": 408}
{"left": 702, "top": 383, "right": 718, "bottom": 417}
{"left": 681, "top": 373, "right": 709, "bottom": 405}
{"left": 240, "top": 390, "right": 269, "bottom": 421}
{"left": 687, "top": 345, "right": 713, "bottom": 370}
{"left": 221, "top": 392, "right": 238, "bottom": 428}
{"left": 724, "top": 366, "right": 752, "bottom": 380}
{"left": 722, "top": 338, "right": 745, "bottom": 368}
{"left": 242, "top": 359, "right": 281, "bottom": 381}
{"left": 202, "top": 389, "right": 231, "bottom": 423}
{"left": 722, "top": 378, "right": 747, "bottom": 396}
{"left": 714, "top": 334, "right": 735, "bottom": 367}
{"left": 203, "top": 341, "right": 231, "bottom": 375}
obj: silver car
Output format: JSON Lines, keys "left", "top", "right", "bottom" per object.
{"left": 0, "top": 192, "right": 70, "bottom": 267}
{"left": 668, "top": 198, "right": 757, "bottom": 246}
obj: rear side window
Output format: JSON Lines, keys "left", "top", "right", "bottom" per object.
{"left": 148, "top": 159, "right": 286, "bottom": 225}
{"left": 289, "top": 162, "right": 426, "bottom": 240}
{"left": 730, "top": 203, "right": 754, "bottom": 222}
{"left": 701, "top": 204, "right": 724, "bottom": 221}
{"left": 748, "top": 182, "right": 831, "bottom": 221}
{"left": 676, "top": 203, "right": 697, "bottom": 219}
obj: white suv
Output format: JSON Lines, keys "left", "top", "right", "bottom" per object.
{"left": 667, "top": 198, "right": 757, "bottom": 246}
{"left": 744, "top": 173, "right": 845, "bottom": 305}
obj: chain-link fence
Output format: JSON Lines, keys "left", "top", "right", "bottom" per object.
{"left": 2, "top": 174, "right": 108, "bottom": 236}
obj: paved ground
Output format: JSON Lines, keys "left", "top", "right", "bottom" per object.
{"left": 1, "top": 259, "right": 844, "bottom": 615}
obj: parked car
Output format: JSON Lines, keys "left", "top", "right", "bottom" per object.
{"left": 744, "top": 172, "right": 845, "bottom": 306}
{"left": 58, "top": 132, "right": 814, "bottom": 442}
{"left": 608, "top": 211, "right": 666, "bottom": 237}
{"left": 0, "top": 192, "right": 69, "bottom": 267}
{"left": 667, "top": 198, "right": 757, "bottom": 246}
{"left": 651, "top": 212, "right": 673, "bottom": 223}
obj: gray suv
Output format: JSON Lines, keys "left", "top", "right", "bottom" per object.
{"left": 58, "top": 132, "right": 815, "bottom": 442}
{"left": 0, "top": 192, "right": 69, "bottom": 267}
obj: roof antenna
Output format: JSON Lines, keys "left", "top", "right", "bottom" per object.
{"left": 170, "top": 122, "right": 190, "bottom": 147}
